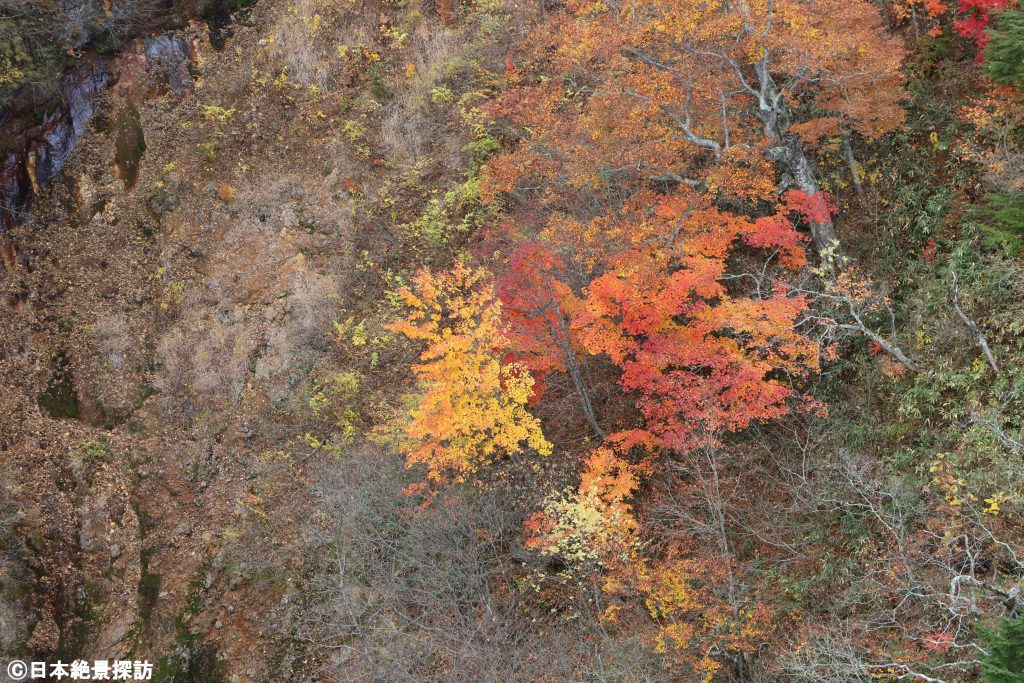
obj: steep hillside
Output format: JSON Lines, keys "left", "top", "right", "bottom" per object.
{"left": 2, "top": 0, "right": 1024, "bottom": 680}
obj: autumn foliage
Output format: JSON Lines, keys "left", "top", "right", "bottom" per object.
{"left": 481, "top": 0, "right": 905, "bottom": 228}
{"left": 361, "top": 0, "right": 1016, "bottom": 674}
{"left": 388, "top": 261, "right": 551, "bottom": 485}
{"left": 954, "top": 0, "right": 1014, "bottom": 54}
{"left": 565, "top": 190, "right": 820, "bottom": 453}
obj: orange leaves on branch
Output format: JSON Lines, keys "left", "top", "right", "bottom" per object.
{"left": 828, "top": 268, "right": 890, "bottom": 314}
{"left": 481, "top": 0, "right": 906, "bottom": 217}
{"left": 579, "top": 446, "right": 638, "bottom": 505}
{"left": 781, "top": 189, "right": 838, "bottom": 227}
{"left": 956, "top": 88, "right": 1024, "bottom": 190}
{"left": 790, "top": 117, "right": 844, "bottom": 145}
{"left": 766, "top": 0, "right": 907, "bottom": 139}
{"left": 566, "top": 190, "right": 820, "bottom": 452}
{"left": 704, "top": 145, "right": 778, "bottom": 202}
{"left": 495, "top": 242, "right": 577, "bottom": 402}
{"left": 747, "top": 214, "right": 809, "bottom": 270}
{"left": 387, "top": 261, "right": 551, "bottom": 486}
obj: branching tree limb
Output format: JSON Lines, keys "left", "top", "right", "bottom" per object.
{"left": 950, "top": 269, "right": 1000, "bottom": 374}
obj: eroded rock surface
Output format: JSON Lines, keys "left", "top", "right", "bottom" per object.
{"left": 0, "top": 12, "right": 353, "bottom": 678}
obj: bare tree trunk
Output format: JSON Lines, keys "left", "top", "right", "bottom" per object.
{"left": 774, "top": 138, "right": 844, "bottom": 270}
{"left": 752, "top": 60, "right": 846, "bottom": 271}
{"left": 951, "top": 270, "right": 1000, "bottom": 374}
{"left": 566, "top": 352, "right": 606, "bottom": 440}
{"left": 557, "top": 317, "right": 606, "bottom": 439}
{"left": 702, "top": 446, "right": 753, "bottom": 681}
{"left": 841, "top": 133, "right": 866, "bottom": 201}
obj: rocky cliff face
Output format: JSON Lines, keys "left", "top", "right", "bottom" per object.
{"left": 1, "top": 29, "right": 200, "bottom": 269}
{"left": 0, "top": 7, "right": 357, "bottom": 678}
{"left": 1, "top": 61, "right": 111, "bottom": 267}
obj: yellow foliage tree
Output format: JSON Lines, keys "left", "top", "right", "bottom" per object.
{"left": 525, "top": 447, "right": 639, "bottom": 565}
{"left": 388, "top": 261, "right": 551, "bottom": 485}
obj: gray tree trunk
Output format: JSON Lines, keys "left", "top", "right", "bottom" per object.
{"left": 750, "top": 59, "right": 846, "bottom": 271}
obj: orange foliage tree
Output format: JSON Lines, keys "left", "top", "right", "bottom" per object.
{"left": 494, "top": 188, "right": 820, "bottom": 455}
{"left": 565, "top": 189, "right": 820, "bottom": 453}
{"left": 498, "top": 187, "right": 822, "bottom": 677}
{"left": 381, "top": 0, "right": 908, "bottom": 671}
{"left": 388, "top": 261, "right": 552, "bottom": 486}
{"left": 484, "top": 0, "right": 906, "bottom": 266}
{"left": 495, "top": 241, "right": 607, "bottom": 437}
